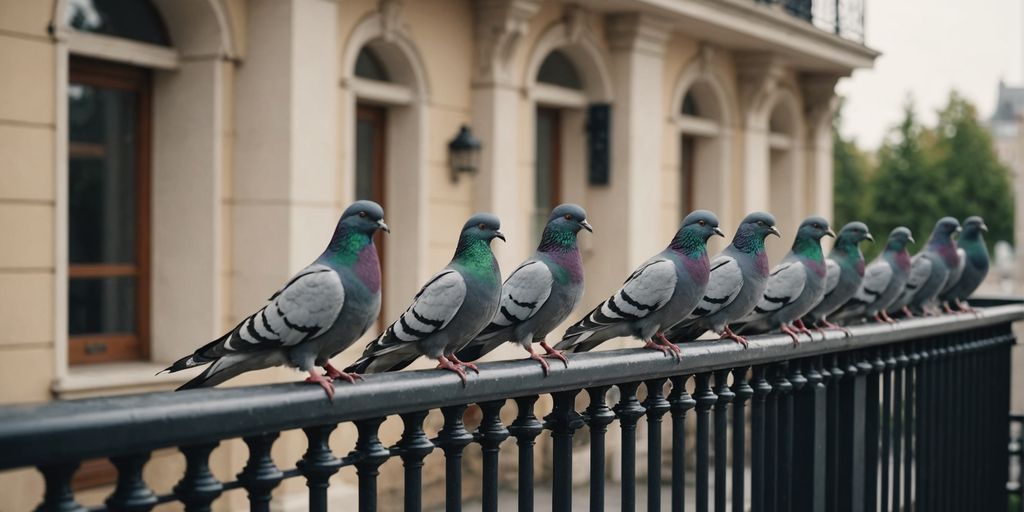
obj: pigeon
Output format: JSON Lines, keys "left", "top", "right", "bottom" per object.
{"left": 832, "top": 227, "right": 915, "bottom": 323}
{"left": 663, "top": 212, "right": 781, "bottom": 347}
{"left": 887, "top": 217, "right": 961, "bottom": 317}
{"left": 802, "top": 221, "right": 873, "bottom": 334}
{"left": 163, "top": 200, "right": 389, "bottom": 400}
{"left": 939, "top": 216, "right": 990, "bottom": 312}
{"left": 453, "top": 204, "right": 592, "bottom": 375}
{"left": 555, "top": 210, "right": 725, "bottom": 355}
{"left": 736, "top": 216, "right": 836, "bottom": 344}
{"left": 344, "top": 213, "right": 504, "bottom": 384}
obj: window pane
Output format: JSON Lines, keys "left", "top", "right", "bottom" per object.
{"left": 356, "top": 117, "right": 377, "bottom": 202}
{"left": 534, "top": 109, "right": 558, "bottom": 240}
{"left": 68, "top": 83, "right": 138, "bottom": 264}
{"left": 69, "top": 277, "right": 137, "bottom": 335}
{"left": 65, "top": 0, "right": 171, "bottom": 47}
{"left": 354, "top": 47, "right": 390, "bottom": 81}
{"left": 537, "top": 50, "right": 583, "bottom": 90}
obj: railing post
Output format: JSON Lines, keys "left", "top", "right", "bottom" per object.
{"left": 865, "top": 349, "right": 884, "bottom": 512}
{"left": 508, "top": 396, "right": 543, "bottom": 512}
{"left": 174, "top": 442, "right": 223, "bottom": 512}
{"left": 751, "top": 366, "right": 773, "bottom": 512}
{"left": 584, "top": 386, "right": 615, "bottom": 512}
{"left": 837, "top": 353, "right": 867, "bottom": 512}
{"left": 475, "top": 400, "right": 509, "bottom": 512}
{"left": 669, "top": 375, "right": 697, "bottom": 512}
{"left": 794, "top": 358, "right": 825, "bottom": 512}
{"left": 903, "top": 342, "right": 920, "bottom": 510}
{"left": 891, "top": 347, "right": 907, "bottom": 512}
{"left": 644, "top": 378, "right": 671, "bottom": 512}
{"left": 731, "top": 367, "right": 753, "bottom": 512}
{"left": 396, "top": 410, "right": 434, "bottom": 512}
{"left": 35, "top": 463, "right": 86, "bottom": 512}
{"left": 713, "top": 369, "right": 735, "bottom": 512}
{"left": 435, "top": 405, "right": 474, "bottom": 512}
{"left": 297, "top": 424, "right": 342, "bottom": 512}
{"left": 879, "top": 346, "right": 895, "bottom": 512}
{"left": 349, "top": 418, "right": 390, "bottom": 512}
{"left": 695, "top": 372, "right": 716, "bottom": 512}
{"left": 773, "top": 362, "right": 794, "bottom": 512}
{"left": 105, "top": 453, "right": 157, "bottom": 512}
{"left": 545, "top": 390, "right": 583, "bottom": 512}
{"left": 238, "top": 433, "right": 284, "bottom": 512}
{"left": 615, "top": 381, "right": 647, "bottom": 512}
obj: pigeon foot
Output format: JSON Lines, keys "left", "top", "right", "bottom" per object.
{"left": 643, "top": 339, "right": 675, "bottom": 357}
{"left": 818, "top": 319, "right": 852, "bottom": 337}
{"left": 719, "top": 326, "right": 749, "bottom": 348}
{"left": 305, "top": 370, "right": 335, "bottom": 402}
{"left": 447, "top": 354, "right": 480, "bottom": 374}
{"left": 792, "top": 319, "right": 816, "bottom": 340}
{"left": 436, "top": 356, "right": 468, "bottom": 386}
{"left": 539, "top": 341, "right": 569, "bottom": 368}
{"left": 323, "top": 362, "right": 364, "bottom": 384}
{"left": 779, "top": 324, "right": 801, "bottom": 346}
{"left": 526, "top": 347, "right": 551, "bottom": 376}
{"left": 879, "top": 310, "right": 898, "bottom": 324}
{"left": 656, "top": 333, "right": 683, "bottom": 362}
{"left": 901, "top": 306, "right": 914, "bottom": 318}
{"left": 942, "top": 303, "right": 956, "bottom": 315}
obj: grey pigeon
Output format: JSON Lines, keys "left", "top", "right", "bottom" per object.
{"left": 802, "top": 221, "right": 873, "bottom": 333}
{"left": 833, "top": 227, "right": 915, "bottom": 323}
{"left": 736, "top": 216, "right": 835, "bottom": 344}
{"left": 939, "top": 216, "right": 990, "bottom": 312}
{"left": 344, "top": 213, "right": 504, "bottom": 384}
{"left": 887, "top": 217, "right": 961, "bottom": 317}
{"left": 663, "top": 212, "right": 781, "bottom": 347}
{"left": 164, "top": 201, "right": 389, "bottom": 400}
{"left": 454, "top": 204, "right": 592, "bottom": 374}
{"left": 555, "top": 210, "right": 725, "bottom": 355}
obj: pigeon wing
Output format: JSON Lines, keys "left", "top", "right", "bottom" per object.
{"left": 822, "top": 259, "right": 841, "bottom": 298}
{"left": 687, "top": 255, "right": 743, "bottom": 319}
{"left": 584, "top": 258, "right": 678, "bottom": 326}
{"left": 751, "top": 261, "right": 806, "bottom": 315}
{"left": 851, "top": 259, "right": 893, "bottom": 304}
{"left": 367, "top": 269, "right": 467, "bottom": 355}
{"left": 481, "top": 260, "right": 554, "bottom": 333}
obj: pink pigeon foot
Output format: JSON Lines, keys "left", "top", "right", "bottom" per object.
{"left": 447, "top": 353, "right": 479, "bottom": 374}
{"left": 719, "top": 325, "right": 749, "bottom": 348}
{"left": 436, "top": 356, "right": 468, "bottom": 386}
{"left": 305, "top": 370, "right": 335, "bottom": 402}
{"left": 323, "top": 362, "right": 363, "bottom": 384}
{"left": 540, "top": 341, "right": 570, "bottom": 368}
{"left": 779, "top": 323, "right": 802, "bottom": 346}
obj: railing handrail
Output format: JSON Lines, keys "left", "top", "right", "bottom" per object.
{"left": 1, "top": 304, "right": 1021, "bottom": 472}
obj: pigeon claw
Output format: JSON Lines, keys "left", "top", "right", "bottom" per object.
{"left": 656, "top": 333, "right": 683, "bottom": 362}
{"left": 902, "top": 306, "right": 914, "bottom": 318}
{"left": 819, "top": 320, "right": 852, "bottom": 338}
{"left": 942, "top": 303, "right": 956, "bottom": 315}
{"left": 779, "top": 324, "right": 801, "bottom": 346}
{"left": 880, "top": 310, "right": 898, "bottom": 323}
{"left": 643, "top": 339, "right": 675, "bottom": 357}
{"left": 447, "top": 354, "right": 480, "bottom": 374}
{"left": 527, "top": 351, "right": 551, "bottom": 377}
{"left": 305, "top": 370, "right": 335, "bottom": 402}
{"left": 436, "top": 357, "right": 469, "bottom": 387}
{"left": 323, "top": 362, "right": 364, "bottom": 383}
{"left": 540, "top": 341, "right": 570, "bottom": 368}
{"left": 719, "top": 326, "right": 749, "bottom": 348}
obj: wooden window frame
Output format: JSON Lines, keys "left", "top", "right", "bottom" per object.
{"left": 536, "top": 106, "right": 563, "bottom": 210}
{"left": 356, "top": 104, "right": 387, "bottom": 330}
{"left": 68, "top": 56, "right": 152, "bottom": 365}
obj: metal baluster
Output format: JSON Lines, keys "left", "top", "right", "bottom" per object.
{"left": 801, "top": 357, "right": 828, "bottom": 512}
{"left": 298, "top": 424, "right": 342, "bottom": 512}
{"left": 751, "top": 366, "right": 772, "bottom": 512}
{"left": 544, "top": 390, "right": 583, "bottom": 511}
{"left": 838, "top": 352, "right": 868, "bottom": 512}
{"left": 105, "top": 453, "right": 157, "bottom": 512}
{"left": 891, "top": 346, "right": 906, "bottom": 512}
{"left": 644, "top": 378, "right": 670, "bottom": 512}
{"left": 935, "top": 338, "right": 950, "bottom": 512}
{"left": 695, "top": 372, "right": 716, "bottom": 512}
{"left": 475, "top": 400, "right": 509, "bottom": 512}
{"left": 584, "top": 386, "right": 615, "bottom": 512}
{"left": 348, "top": 418, "right": 389, "bottom": 512}
{"left": 765, "top": 365, "right": 780, "bottom": 512}
{"left": 880, "top": 346, "right": 894, "bottom": 512}
{"left": 615, "top": 381, "right": 647, "bottom": 512}
{"left": 35, "top": 463, "right": 85, "bottom": 512}
{"left": 825, "top": 353, "right": 843, "bottom": 512}
{"left": 713, "top": 369, "right": 735, "bottom": 512}
{"left": 174, "top": 443, "right": 222, "bottom": 512}
{"left": 508, "top": 396, "right": 543, "bottom": 512}
{"left": 866, "top": 349, "right": 884, "bottom": 512}
{"left": 773, "top": 362, "right": 794, "bottom": 512}
{"left": 670, "top": 375, "right": 697, "bottom": 512}
{"left": 435, "top": 405, "right": 474, "bottom": 512}
{"left": 913, "top": 341, "right": 931, "bottom": 511}
{"left": 396, "top": 410, "right": 434, "bottom": 512}
{"left": 731, "top": 367, "right": 753, "bottom": 512}
{"left": 786, "top": 361, "right": 807, "bottom": 512}
{"left": 904, "top": 343, "right": 919, "bottom": 510}
{"left": 238, "top": 433, "right": 284, "bottom": 512}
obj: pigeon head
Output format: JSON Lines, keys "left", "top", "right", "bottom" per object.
{"left": 835, "top": 221, "right": 873, "bottom": 248}
{"left": 885, "top": 227, "right": 915, "bottom": 250}
{"left": 960, "top": 216, "right": 988, "bottom": 240}
{"left": 930, "top": 217, "right": 961, "bottom": 241}
{"left": 339, "top": 200, "right": 389, "bottom": 234}
{"left": 795, "top": 216, "right": 835, "bottom": 242}
{"left": 461, "top": 213, "right": 505, "bottom": 244}
{"left": 671, "top": 210, "right": 724, "bottom": 254}
{"left": 546, "top": 203, "right": 593, "bottom": 234}
{"left": 731, "top": 211, "right": 780, "bottom": 254}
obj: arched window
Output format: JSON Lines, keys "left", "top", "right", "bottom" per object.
{"left": 64, "top": 0, "right": 171, "bottom": 47}
{"left": 537, "top": 50, "right": 583, "bottom": 90}
{"left": 676, "top": 80, "right": 725, "bottom": 218}
{"left": 354, "top": 47, "right": 390, "bottom": 82}
{"left": 681, "top": 92, "right": 699, "bottom": 117}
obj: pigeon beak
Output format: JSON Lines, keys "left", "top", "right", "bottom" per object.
{"left": 981, "top": 224, "right": 989, "bottom": 232}
{"left": 579, "top": 219, "right": 594, "bottom": 233}
{"left": 769, "top": 226, "right": 781, "bottom": 238}
{"left": 908, "top": 236, "right": 916, "bottom": 245}
{"left": 955, "top": 226, "right": 962, "bottom": 233}
{"left": 377, "top": 220, "right": 390, "bottom": 234}
{"left": 494, "top": 230, "right": 506, "bottom": 242}
{"left": 865, "top": 233, "right": 875, "bottom": 243}
{"left": 825, "top": 228, "right": 836, "bottom": 239}
{"left": 713, "top": 227, "right": 725, "bottom": 238}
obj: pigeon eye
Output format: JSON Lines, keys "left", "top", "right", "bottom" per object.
{"left": 813, "top": 223, "right": 820, "bottom": 229}
{"left": 564, "top": 214, "right": 573, "bottom": 220}
{"left": 358, "top": 211, "right": 367, "bottom": 218}
{"left": 698, "top": 220, "right": 706, "bottom": 226}
{"left": 478, "top": 223, "right": 487, "bottom": 230}
{"left": 757, "top": 221, "right": 765, "bottom": 226}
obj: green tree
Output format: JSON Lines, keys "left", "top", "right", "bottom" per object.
{"left": 928, "top": 91, "right": 1014, "bottom": 253}
{"left": 833, "top": 100, "right": 872, "bottom": 224}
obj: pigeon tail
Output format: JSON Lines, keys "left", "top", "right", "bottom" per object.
{"left": 163, "top": 332, "right": 232, "bottom": 374}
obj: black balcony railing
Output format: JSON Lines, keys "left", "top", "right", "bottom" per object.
{"left": 2, "top": 303, "right": 1022, "bottom": 512}
{"left": 759, "top": 0, "right": 866, "bottom": 43}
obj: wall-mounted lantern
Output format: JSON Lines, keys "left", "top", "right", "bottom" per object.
{"left": 448, "top": 125, "right": 482, "bottom": 182}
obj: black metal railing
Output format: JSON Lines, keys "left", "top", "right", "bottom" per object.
{"left": 2, "top": 303, "right": 1021, "bottom": 512}
{"left": 758, "top": 0, "right": 866, "bottom": 43}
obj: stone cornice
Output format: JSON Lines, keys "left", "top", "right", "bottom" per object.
{"left": 472, "top": 0, "right": 542, "bottom": 86}
{"left": 605, "top": 12, "right": 671, "bottom": 56}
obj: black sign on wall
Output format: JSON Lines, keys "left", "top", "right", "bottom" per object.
{"left": 586, "top": 103, "right": 611, "bottom": 186}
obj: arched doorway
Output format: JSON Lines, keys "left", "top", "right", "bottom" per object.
{"left": 765, "top": 89, "right": 805, "bottom": 259}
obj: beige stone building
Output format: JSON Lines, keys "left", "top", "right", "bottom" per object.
{"left": 0, "top": 0, "right": 875, "bottom": 509}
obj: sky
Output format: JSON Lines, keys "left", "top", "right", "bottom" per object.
{"left": 837, "top": 0, "right": 1022, "bottom": 149}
